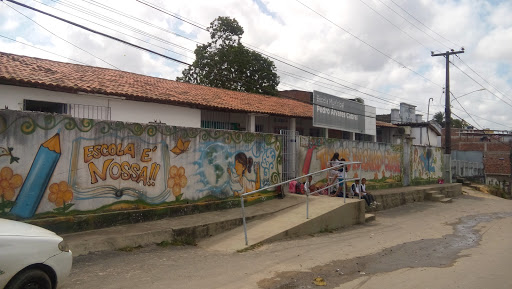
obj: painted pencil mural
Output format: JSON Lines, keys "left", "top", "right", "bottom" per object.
{"left": 10, "top": 133, "right": 61, "bottom": 218}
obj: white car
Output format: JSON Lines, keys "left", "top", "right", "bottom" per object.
{"left": 0, "top": 219, "right": 72, "bottom": 289}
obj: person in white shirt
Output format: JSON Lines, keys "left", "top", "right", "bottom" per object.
{"left": 304, "top": 175, "right": 313, "bottom": 195}
{"left": 329, "top": 153, "right": 348, "bottom": 197}
{"left": 360, "top": 178, "right": 378, "bottom": 207}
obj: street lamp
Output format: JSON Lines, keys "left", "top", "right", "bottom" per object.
{"left": 453, "top": 88, "right": 486, "bottom": 100}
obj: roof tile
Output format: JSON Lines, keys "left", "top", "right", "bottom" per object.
{"left": 0, "top": 52, "right": 312, "bottom": 118}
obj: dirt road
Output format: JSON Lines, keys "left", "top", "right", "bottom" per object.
{"left": 62, "top": 187, "right": 512, "bottom": 289}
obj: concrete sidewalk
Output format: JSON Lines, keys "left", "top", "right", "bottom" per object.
{"left": 63, "top": 193, "right": 305, "bottom": 256}
{"left": 63, "top": 183, "right": 462, "bottom": 257}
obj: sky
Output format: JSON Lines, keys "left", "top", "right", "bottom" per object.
{"left": 1, "top": 0, "right": 511, "bottom": 130}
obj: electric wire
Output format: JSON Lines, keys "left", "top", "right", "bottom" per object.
{"left": 358, "top": 0, "right": 432, "bottom": 51}
{"left": 389, "top": 0, "right": 461, "bottom": 49}
{"left": 450, "top": 60, "right": 512, "bottom": 109}
{"left": 49, "top": 0, "right": 194, "bottom": 53}
{"left": 36, "top": 0, "right": 195, "bottom": 56}
{"left": 375, "top": 0, "right": 452, "bottom": 51}
{"left": 4, "top": 0, "right": 191, "bottom": 65}
{"left": 455, "top": 55, "right": 512, "bottom": 103}
{"left": 295, "top": 0, "right": 443, "bottom": 88}
{"left": 136, "top": 0, "right": 208, "bottom": 32}
{"left": 0, "top": 34, "right": 89, "bottom": 65}
{"left": 451, "top": 92, "right": 484, "bottom": 130}
{"left": 129, "top": 0, "right": 438, "bottom": 108}
{"left": 86, "top": 0, "right": 204, "bottom": 45}
{"left": 3, "top": 1, "right": 121, "bottom": 70}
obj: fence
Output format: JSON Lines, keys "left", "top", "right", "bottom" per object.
{"left": 451, "top": 160, "right": 483, "bottom": 177}
{"left": 239, "top": 161, "right": 362, "bottom": 245}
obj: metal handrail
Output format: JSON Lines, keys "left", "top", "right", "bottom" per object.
{"left": 239, "top": 161, "right": 362, "bottom": 245}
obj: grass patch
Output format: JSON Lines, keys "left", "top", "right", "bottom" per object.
{"left": 237, "top": 242, "right": 263, "bottom": 253}
{"left": 118, "top": 245, "right": 143, "bottom": 252}
{"left": 319, "top": 226, "right": 335, "bottom": 234}
{"left": 156, "top": 240, "right": 172, "bottom": 247}
{"left": 169, "top": 237, "right": 197, "bottom": 246}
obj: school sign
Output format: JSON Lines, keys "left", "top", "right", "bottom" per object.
{"left": 312, "top": 90, "right": 376, "bottom": 135}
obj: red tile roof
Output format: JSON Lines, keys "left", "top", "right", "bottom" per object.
{"left": 0, "top": 52, "right": 312, "bottom": 118}
{"left": 376, "top": 121, "right": 397, "bottom": 128}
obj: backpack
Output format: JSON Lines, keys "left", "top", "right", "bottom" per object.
{"left": 289, "top": 180, "right": 297, "bottom": 193}
{"left": 295, "top": 182, "right": 302, "bottom": 194}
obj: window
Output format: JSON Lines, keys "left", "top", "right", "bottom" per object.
{"left": 24, "top": 100, "right": 111, "bottom": 120}
{"left": 24, "top": 100, "right": 67, "bottom": 114}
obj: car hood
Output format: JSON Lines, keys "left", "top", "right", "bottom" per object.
{"left": 0, "top": 219, "right": 57, "bottom": 237}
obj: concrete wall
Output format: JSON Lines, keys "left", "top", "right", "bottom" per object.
{"left": 0, "top": 85, "right": 201, "bottom": 128}
{"left": 0, "top": 110, "right": 281, "bottom": 220}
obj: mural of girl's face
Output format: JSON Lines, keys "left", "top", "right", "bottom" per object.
{"left": 235, "top": 160, "right": 245, "bottom": 176}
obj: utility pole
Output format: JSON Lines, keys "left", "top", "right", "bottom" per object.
{"left": 431, "top": 49, "right": 464, "bottom": 154}
{"left": 432, "top": 49, "right": 464, "bottom": 183}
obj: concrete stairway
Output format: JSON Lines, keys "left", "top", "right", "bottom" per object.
{"left": 425, "top": 190, "right": 452, "bottom": 203}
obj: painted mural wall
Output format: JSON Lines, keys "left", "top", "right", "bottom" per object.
{"left": 410, "top": 145, "right": 443, "bottom": 182}
{"left": 297, "top": 136, "right": 402, "bottom": 187}
{"left": 297, "top": 136, "right": 442, "bottom": 188}
{"left": 0, "top": 110, "right": 281, "bottom": 219}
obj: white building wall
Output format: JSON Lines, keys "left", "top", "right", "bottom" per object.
{"left": 109, "top": 99, "right": 200, "bottom": 127}
{"left": 410, "top": 126, "right": 441, "bottom": 146}
{"left": 0, "top": 85, "right": 200, "bottom": 127}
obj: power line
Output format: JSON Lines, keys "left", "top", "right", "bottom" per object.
{"left": 375, "top": 0, "right": 451, "bottom": 51}
{"left": 449, "top": 60, "right": 512, "bottom": 109}
{"left": 133, "top": 0, "right": 430, "bottom": 108}
{"left": 455, "top": 55, "right": 512, "bottom": 103}
{"left": 38, "top": 0, "right": 195, "bottom": 56}
{"left": 0, "top": 34, "right": 89, "bottom": 65}
{"left": 389, "top": 0, "right": 461, "bottom": 49}
{"left": 86, "top": 0, "right": 204, "bottom": 45}
{"left": 136, "top": 0, "right": 208, "bottom": 32}
{"left": 3, "top": 1, "right": 121, "bottom": 70}
{"left": 429, "top": 103, "right": 511, "bottom": 129}
{"left": 4, "top": 0, "right": 191, "bottom": 65}
{"left": 451, "top": 92, "right": 483, "bottom": 130}
{"left": 295, "top": 0, "right": 443, "bottom": 88}
{"left": 359, "top": 0, "right": 432, "bottom": 51}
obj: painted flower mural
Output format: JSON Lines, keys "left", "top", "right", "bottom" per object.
{"left": 168, "top": 165, "right": 187, "bottom": 199}
{"left": 48, "top": 181, "right": 74, "bottom": 213}
{"left": 0, "top": 166, "right": 22, "bottom": 201}
{"left": 0, "top": 166, "right": 23, "bottom": 213}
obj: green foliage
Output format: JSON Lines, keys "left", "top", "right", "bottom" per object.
{"left": 0, "top": 198, "right": 14, "bottom": 215}
{"left": 177, "top": 16, "right": 280, "bottom": 96}
{"left": 432, "top": 111, "right": 468, "bottom": 128}
{"left": 118, "top": 245, "right": 143, "bottom": 252}
{"left": 488, "top": 185, "right": 511, "bottom": 199}
{"left": 433, "top": 112, "right": 445, "bottom": 127}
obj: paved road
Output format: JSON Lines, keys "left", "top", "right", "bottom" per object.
{"left": 61, "top": 187, "right": 512, "bottom": 289}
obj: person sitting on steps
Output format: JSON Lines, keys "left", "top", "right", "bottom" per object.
{"left": 352, "top": 178, "right": 379, "bottom": 207}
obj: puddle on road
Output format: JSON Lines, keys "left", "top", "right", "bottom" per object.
{"left": 258, "top": 212, "right": 512, "bottom": 289}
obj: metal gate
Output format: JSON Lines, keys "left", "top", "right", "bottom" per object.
{"left": 280, "top": 129, "right": 298, "bottom": 181}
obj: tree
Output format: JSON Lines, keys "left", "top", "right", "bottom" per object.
{"left": 177, "top": 17, "right": 280, "bottom": 96}
{"left": 432, "top": 111, "right": 468, "bottom": 128}
{"left": 353, "top": 97, "right": 364, "bottom": 104}
{"left": 433, "top": 112, "right": 445, "bottom": 127}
